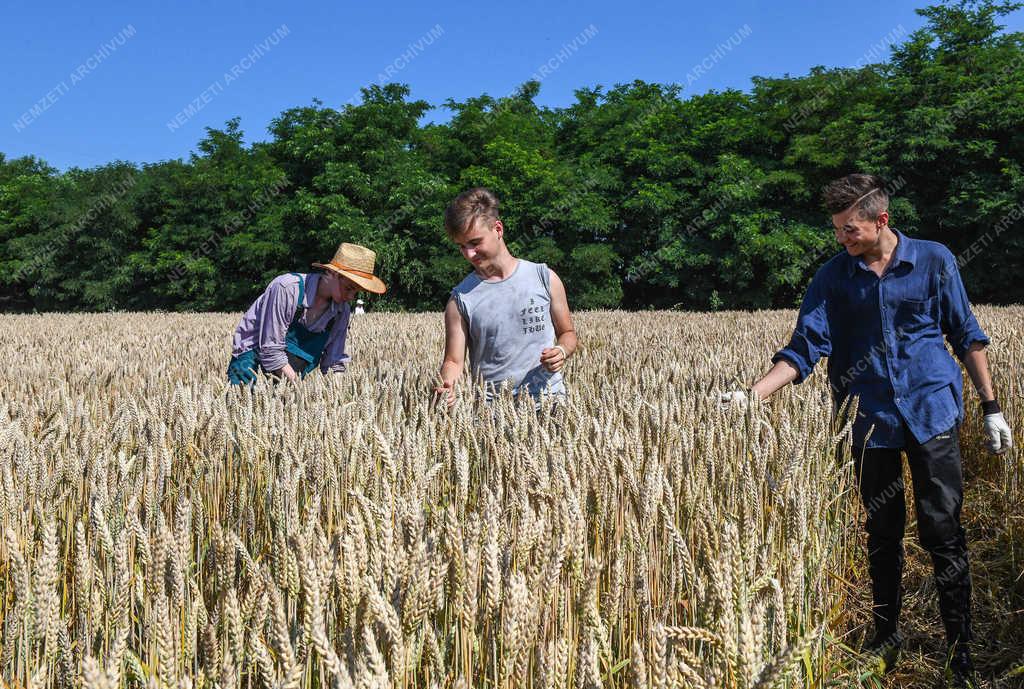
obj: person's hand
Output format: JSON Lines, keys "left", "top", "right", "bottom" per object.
{"left": 718, "top": 390, "right": 750, "bottom": 410}
{"left": 982, "top": 412, "right": 1013, "bottom": 454}
{"left": 540, "top": 345, "right": 568, "bottom": 373}
{"left": 433, "top": 377, "right": 456, "bottom": 409}
{"left": 272, "top": 364, "right": 300, "bottom": 383}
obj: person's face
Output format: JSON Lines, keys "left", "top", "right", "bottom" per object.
{"left": 452, "top": 216, "right": 504, "bottom": 269}
{"left": 322, "top": 272, "right": 360, "bottom": 303}
{"left": 831, "top": 205, "right": 888, "bottom": 256}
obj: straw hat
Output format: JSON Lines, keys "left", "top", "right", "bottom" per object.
{"left": 312, "top": 243, "right": 387, "bottom": 294}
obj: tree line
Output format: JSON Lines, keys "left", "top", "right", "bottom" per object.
{"left": 2, "top": 1, "right": 1022, "bottom": 313}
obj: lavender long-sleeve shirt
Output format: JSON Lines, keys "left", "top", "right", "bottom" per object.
{"left": 231, "top": 273, "right": 351, "bottom": 374}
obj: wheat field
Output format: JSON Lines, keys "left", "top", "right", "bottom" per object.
{"left": 0, "top": 309, "right": 1021, "bottom": 689}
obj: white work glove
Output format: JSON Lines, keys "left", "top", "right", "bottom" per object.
{"left": 982, "top": 411, "right": 1013, "bottom": 455}
{"left": 718, "top": 390, "right": 749, "bottom": 410}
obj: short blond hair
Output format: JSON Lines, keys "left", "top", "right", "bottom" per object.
{"left": 444, "top": 187, "right": 501, "bottom": 239}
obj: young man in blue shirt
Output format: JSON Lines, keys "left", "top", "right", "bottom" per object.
{"left": 726, "top": 174, "right": 1012, "bottom": 687}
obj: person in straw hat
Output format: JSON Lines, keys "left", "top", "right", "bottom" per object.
{"left": 227, "top": 242, "right": 386, "bottom": 385}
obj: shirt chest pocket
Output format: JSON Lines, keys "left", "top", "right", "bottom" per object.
{"left": 895, "top": 296, "right": 938, "bottom": 335}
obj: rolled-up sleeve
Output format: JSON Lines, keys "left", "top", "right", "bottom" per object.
{"left": 939, "top": 249, "right": 989, "bottom": 360}
{"left": 256, "top": 281, "right": 296, "bottom": 372}
{"left": 772, "top": 270, "right": 832, "bottom": 384}
{"left": 320, "top": 305, "right": 352, "bottom": 374}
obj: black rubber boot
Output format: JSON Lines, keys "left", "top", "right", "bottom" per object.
{"left": 945, "top": 643, "right": 978, "bottom": 689}
{"left": 862, "top": 629, "right": 903, "bottom": 675}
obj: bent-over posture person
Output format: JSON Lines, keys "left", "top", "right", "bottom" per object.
{"left": 227, "top": 242, "right": 386, "bottom": 384}
{"left": 435, "top": 187, "right": 577, "bottom": 406}
{"left": 723, "top": 174, "right": 1012, "bottom": 688}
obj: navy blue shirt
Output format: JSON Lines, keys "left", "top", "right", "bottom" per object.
{"left": 773, "top": 230, "right": 989, "bottom": 449}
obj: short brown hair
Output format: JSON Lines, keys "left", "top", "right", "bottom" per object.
{"left": 444, "top": 187, "right": 501, "bottom": 238}
{"left": 822, "top": 173, "right": 890, "bottom": 220}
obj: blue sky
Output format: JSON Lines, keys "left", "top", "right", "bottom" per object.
{"left": 3, "top": 0, "right": 1022, "bottom": 170}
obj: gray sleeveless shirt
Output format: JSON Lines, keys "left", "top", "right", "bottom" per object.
{"left": 451, "top": 259, "right": 566, "bottom": 400}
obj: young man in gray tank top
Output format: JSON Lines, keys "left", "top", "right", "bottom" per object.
{"left": 434, "top": 188, "right": 577, "bottom": 406}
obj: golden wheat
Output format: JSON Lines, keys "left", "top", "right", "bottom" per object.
{"left": 0, "top": 307, "right": 1020, "bottom": 688}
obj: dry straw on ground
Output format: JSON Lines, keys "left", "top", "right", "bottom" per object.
{"left": 0, "top": 309, "right": 1020, "bottom": 688}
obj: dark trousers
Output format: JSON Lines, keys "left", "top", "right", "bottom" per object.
{"left": 853, "top": 425, "right": 972, "bottom": 645}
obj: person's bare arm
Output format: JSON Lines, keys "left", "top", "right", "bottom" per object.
{"left": 963, "top": 341, "right": 1014, "bottom": 453}
{"left": 435, "top": 298, "right": 468, "bottom": 407}
{"left": 540, "top": 269, "right": 577, "bottom": 373}
{"left": 750, "top": 359, "right": 801, "bottom": 400}
{"left": 962, "top": 342, "right": 996, "bottom": 402}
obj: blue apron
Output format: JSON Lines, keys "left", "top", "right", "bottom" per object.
{"left": 227, "top": 273, "right": 335, "bottom": 385}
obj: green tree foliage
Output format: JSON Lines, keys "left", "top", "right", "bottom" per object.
{"left": 2, "top": 1, "right": 1021, "bottom": 312}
